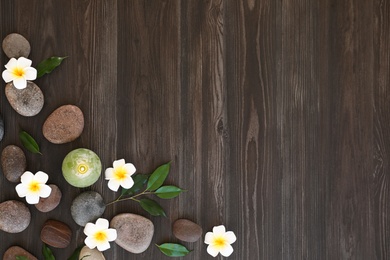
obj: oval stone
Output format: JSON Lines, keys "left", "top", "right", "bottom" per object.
{"left": 41, "top": 219, "right": 72, "bottom": 248}
{"left": 111, "top": 213, "right": 154, "bottom": 254}
{"left": 0, "top": 200, "right": 31, "bottom": 233}
{"left": 5, "top": 82, "right": 44, "bottom": 117}
{"left": 43, "top": 105, "right": 84, "bottom": 144}
{"left": 35, "top": 184, "right": 62, "bottom": 212}
{"left": 1, "top": 145, "right": 27, "bottom": 182}
{"left": 3, "top": 246, "right": 37, "bottom": 260}
{"left": 2, "top": 33, "right": 31, "bottom": 58}
{"left": 71, "top": 191, "right": 106, "bottom": 226}
{"left": 79, "top": 246, "right": 105, "bottom": 260}
{"left": 173, "top": 218, "right": 203, "bottom": 242}
{"left": 0, "top": 114, "right": 4, "bottom": 141}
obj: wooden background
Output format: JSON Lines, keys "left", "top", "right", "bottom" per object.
{"left": 0, "top": 0, "right": 389, "bottom": 259}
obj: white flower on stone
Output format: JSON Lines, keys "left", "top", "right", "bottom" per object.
{"left": 2, "top": 57, "right": 37, "bottom": 89}
{"left": 84, "top": 218, "right": 117, "bottom": 251}
{"left": 204, "top": 225, "right": 237, "bottom": 257}
{"left": 105, "top": 159, "right": 136, "bottom": 191}
{"left": 15, "top": 171, "right": 52, "bottom": 204}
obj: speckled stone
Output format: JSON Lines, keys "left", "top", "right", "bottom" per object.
{"left": 110, "top": 213, "right": 154, "bottom": 254}
{"left": 35, "top": 184, "right": 62, "bottom": 212}
{"left": 5, "top": 82, "right": 44, "bottom": 117}
{"left": 71, "top": 191, "right": 106, "bottom": 226}
{"left": 2, "top": 33, "right": 31, "bottom": 58}
{"left": 79, "top": 246, "right": 106, "bottom": 260}
{"left": 42, "top": 105, "right": 84, "bottom": 144}
{"left": 40, "top": 219, "right": 72, "bottom": 248}
{"left": 1, "top": 145, "right": 27, "bottom": 182}
{"left": 0, "top": 200, "right": 31, "bottom": 233}
{"left": 3, "top": 246, "right": 38, "bottom": 260}
{"left": 173, "top": 218, "right": 203, "bottom": 242}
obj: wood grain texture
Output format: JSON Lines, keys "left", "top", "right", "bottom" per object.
{"left": 0, "top": 0, "right": 389, "bottom": 259}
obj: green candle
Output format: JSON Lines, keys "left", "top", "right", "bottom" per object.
{"left": 62, "top": 148, "right": 102, "bottom": 188}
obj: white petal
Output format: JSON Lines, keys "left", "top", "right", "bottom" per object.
{"left": 219, "top": 244, "right": 234, "bottom": 257}
{"left": 85, "top": 236, "right": 97, "bottom": 249}
{"left": 213, "top": 225, "right": 226, "bottom": 235}
{"left": 17, "top": 57, "right": 32, "bottom": 68}
{"left": 105, "top": 168, "right": 114, "bottom": 179}
{"left": 24, "top": 67, "right": 37, "bottom": 80}
{"left": 2, "top": 70, "right": 15, "bottom": 82}
{"left": 108, "top": 179, "right": 120, "bottom": 191}
{"left": 5, "top": 58, "right": 17, "bottom": 69}
{"left": 207, "top": 245, "right": 220, "bottom": 257}
{"left": 113, "top": 159, "right": 125, "bottom": 168}
{"left": 12, "top": 77, "right": 27, "bottom": 89}
{"left": 39, "top": 184, "right": 52, "bottom": 198}
{"left": 35, "top": 171, "right": 49, "bottom": 183}
{"left": 106, "top": 229, "right": 117, "bottom": 241}
{"left": 120, "top": 176, "right": 134, "bottom": 189}
{"left": 96, "top": 241, "right": 110, "bottom": 251}
{"left": 204, "top": 232, "right": 214, "bottom": 244}
{"left": 95, "top": 218, "right": 109, "bottom": 229}
{"left": 26, "top": 194, "right": 40, "bottom": 204}
{"left": 84, "top": 223, "right": 97, "bottom": 236}
{"left": 15, "top": 184, "right": 28, "bottom": 197}
{"left": 123, "top": 163, "right": 136, "bottom": 175}
{"left": 224, "top": 231, "right": 237, "bottom": 244}
{"left": 21, "top": 171, "right": 34, "bottom": 183}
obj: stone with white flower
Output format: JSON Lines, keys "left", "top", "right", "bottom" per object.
{"left": 110, "top": 213, "right": 154, "bottom": 254}
{"left": 0, "top": 200, "right": 31, "bottom": 233}
{"left": 2, "top": 33, "right": 31, "bottom": 58}
{"left": 79, "top": 246, "right": 106, "bottom": 260}
{"left": 5, "top": 82, "right": 44, "bottom": 117}
{"left": 71, "top": 191, "right": 106, "bottom": 226}
{"left": 42, "top": 105, "right": 84, "bottom": 144}
{"left": 173, "top": 218, "right": 203, "bottom": 242}
{"left": 35, "top": 184, "right": 62, "bottom": 212}
{"left": 84, "top": 218, "right": 117, "bottom": 252}
{"left": 1, "top": 145, "right": 27, "bottom": 182}
{"left": 105, "top": 159, "right": 136, "bottom": 191}
{"left": 2, "top": 57, "right": 37, "bottom": 89}
{"left": 41, "top": 219, "right": 72, "bottom": 248}
{"left": 3, "top": 246, "right": 38, "bottom": 260}
{"left": 16, "top": 171, "right": 52, "bottom": 205}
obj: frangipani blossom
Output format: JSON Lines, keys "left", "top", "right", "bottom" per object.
{"left": 105, "top": 159, "right": 136, "bottom": 191}
{"left": 84, "top": 218, "right": 117, "bottom": 251}
{"left": 205, "top": 225, "right": 237, "bottom": 257}
{"left": 15, "top": 171, "right": 52, "bottom": 204}
{"left": 2, "top": 57, "right": 37, "bottom": 89}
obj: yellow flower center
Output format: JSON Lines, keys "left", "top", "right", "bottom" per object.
{"left": 213, "top": 237, "right": 227, "bottom": 249}
{"left": 12, "top": 67, "right": 25, "bottom": 78}
{"left": 77, "top": 164, "right": 89, "bottom": 174}
{"left": 113, "top": 167, "right": 127, "bottom": 181}
{"left": 28, "top": 181, "right": 40, "bottom": 192}
{"left": 94, "top": 231, "right": 107, "bottom": 242}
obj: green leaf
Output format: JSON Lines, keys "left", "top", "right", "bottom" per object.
{"left": 36, "top": 56, "right": 67, "bottom": 78}
{"left": 146, "top": 162, "right": 171, "bottom": 191}
{"left": 80, "top": 256, "right": 90, "bottom": 260}
{"left": 42, "top": 244, "right": 55, "bottom": 260}
{"left": 156, "top": 243, "right": 191, "bottom": 257}
{"left": 139, "top": 198, "right": 166, "bottom": 217}
{"left": 16, "top": 256, "right": 29, "bottom": 260}
{"left": 67, "top": 245, "right": 83, "bottom": 260}
{"left": 19, "top": 130, "right": 42, "bottom": 154}
{"left": 121, "top": 174, "right": 150, "bottom": 197}
{"left": 155, "top": 185, "right": 186, "bottom": 199}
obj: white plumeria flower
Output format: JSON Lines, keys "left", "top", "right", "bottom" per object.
{"left": 84, "top": 218, "right": 117, "bottom": 251}
{"left": 204, "top": 225, "right": 237, "bottom": 257}
{"left": 15, "top": 171, "right": 52, "bottom": 204}
{"left": 2, "top": 57, "right": 37, "bottom": 89}
{"left": 105, "top": 159, "right": 136, "bottom": 191}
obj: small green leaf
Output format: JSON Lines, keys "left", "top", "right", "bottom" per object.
{"left": 156, "top": 243, "right": 191, "bottom": 257}
{"left": 16, "top": 256, "right": 29, "bottom": 260}
{"left": 42, "top": 244, "right": 55, "bottom": 260}
{"left": 19, "top": 130, "right": 42, "bottom": 154}
{"left": 146, "top": 162, "right": 171, "bottom": 191}
{"left": 67, "top": 245, "right": 83, "bottom": 260}
{"left": 121, "top": 174, "right": 150, "bottom": 196}
{"left": 155, "top": 185, "right": 186, "bottom": 199}
{"left": 139, "top": 198, "right": 166, "bottom": 217}
{"left": 80, "top": 255, "right": 90, "bottom": 260}
{"left": 36, "top": 56, "right": 67, "bottom": 78}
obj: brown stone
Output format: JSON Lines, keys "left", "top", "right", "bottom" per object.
{"left": 5, "top": 82, "right": 44, "bottom": 117}
{"left": 0, "top": 200, "right": 31, "bottom": 233}
{"left": 173, "top": 218, "right": 203, "bottom": 242}
{"left": 40, "top": 219, "right": 72, "bottom": 248}
{"left": 3, "top": 246, "right": 37, "bottom": 260}
{"left": 42, "top": 105, "right": 84, "bottom": 144}
{"left": 1, "top": 145, "right": 27, "bottom": 182}
{"left": 35, "top": 184, "right": 62, "bottom": 212}
{"left": 2, "top": 33, "right": 31, "bottom": 58}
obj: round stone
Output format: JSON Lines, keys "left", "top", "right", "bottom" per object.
{"left": 40, "top": 219, "right": 72, "bottom": 248}
{"left": 5, "top": 82, "right": 44, "bottom": 117}
{"left": 79, "top": 246, "right": 105, "bottom": 260}
{"left": 0, "top": 114, "right": 4, "bottom": 141}
{"left": 62, "top": 148, "right": 102, "bottom": 188}
{"left": 42, "top": 105, "right": 84, "bottom": 144}
{"left": 71, "top": 191, "right": 106, "bottom": 226}
{"left": 110, "top": 213, "right": 154, "bottom": 254}
{"left": 35, "top": 184, "right": 62, "bottom": 212}
{"left": 3, "top": 246, "right": 37, "bottom": 260}
{"left": 1, "top": 145, "right": 27, "bottom": 182}
{"left": 173, "top": 218, "right": 203, "bottom": 242}
{"left": 2, "top": 33, "right": 31, "bottom": 58}
{"left": 0, "top": 200, "right": 31, "bottom": 233}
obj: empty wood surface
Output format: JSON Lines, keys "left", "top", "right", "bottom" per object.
{"left": 0, "top": 0, "right": 389, "bottom": 259}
